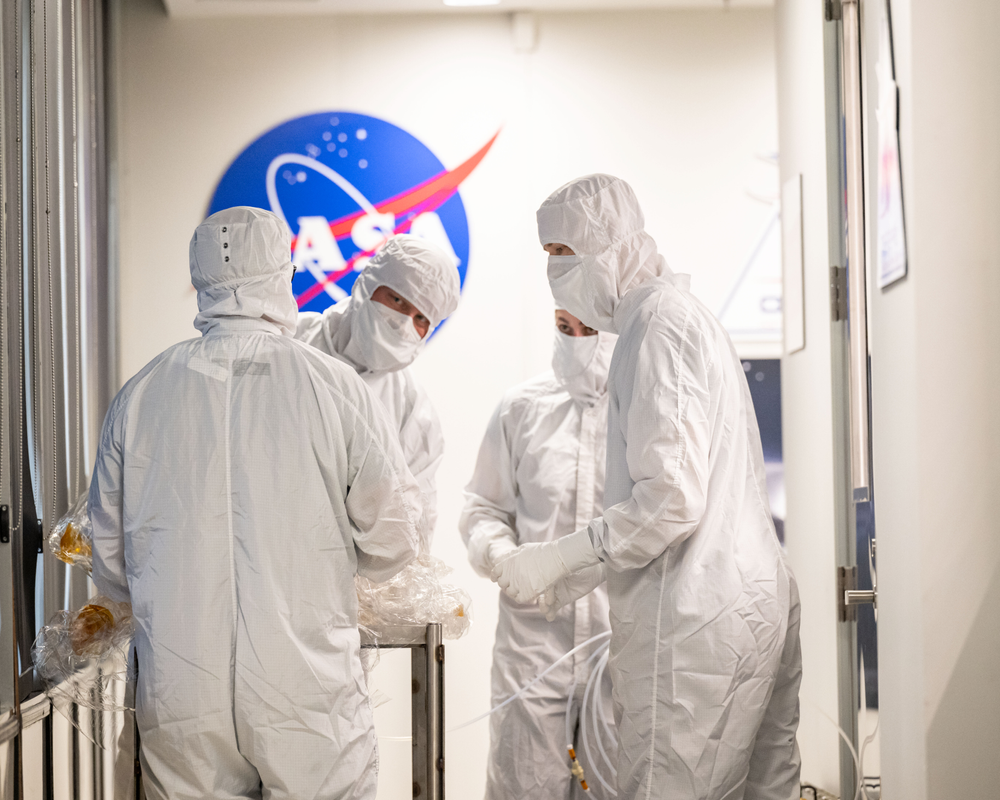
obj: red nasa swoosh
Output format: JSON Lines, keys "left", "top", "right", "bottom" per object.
{"left": 295, "top": 130, "right": 500, "bottom": 309}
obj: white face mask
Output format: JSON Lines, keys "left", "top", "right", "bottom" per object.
{"left": 344, "top": 298, "right": 424, "bottom": 373}
{"left": 547, "top": 255, "right": 608, "bottom": 332}
{"left": 551, "top": 329, "right": 616, "bottom": 407}
{"left": 551, "top": 329, "right": 599, "bottom": 380}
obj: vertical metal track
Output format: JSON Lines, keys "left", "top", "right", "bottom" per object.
{"left": 827, "top": 2, "right": 869, "bottom": 797}
{"left": 70, "top": 0, "right": 82, "bottom": 509}
{"left": 0, "top": 0, "right": 24, "bottom": 728}
{"left": 841, "top": 0, "right": 871, "bottom": 503}
{"left": 5, "top": 0, "right": 114, "bottom": 795}
{"left": 425, "top": 623, "right": 443, "bottom": 800}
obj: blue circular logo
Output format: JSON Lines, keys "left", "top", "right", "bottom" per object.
{"left": 209, "top": 112, "right": 496, "bottom": 313}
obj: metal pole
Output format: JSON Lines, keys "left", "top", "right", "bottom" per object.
{"left": 841, "top": 0, "right": 871, "bottom": 503}
{"left": 410, "top": 623, "right": 444, "bottom": 800}
{"left": 424, "top": 623, "right": 443, "bottom": 800}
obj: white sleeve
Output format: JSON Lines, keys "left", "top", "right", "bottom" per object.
{"left": 590, "top": 315, "right": 711, "bottom": 571}
{"left": 459, "top": 400, "right": 519, "bottom": 578}
{"left": 339, "top": 378, "right": 423, "bottom": 583}
{"left": 89, "top": 399, "right": 131, "bottom": 605}
{"left": 295, "top": 310, "right": 323, "bottom": 344}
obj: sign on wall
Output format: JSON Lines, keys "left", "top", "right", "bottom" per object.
{"left": 781, "top": 175, "right": 805, "bottom": 354}
{"left": 875, "top": 1, "right": 907, "bottom": 289}
{"left": 717, "top": 210, "right": 783, "bottom": 347}
{"left": 209, "top": 112, "right": 497, "bottom": 313}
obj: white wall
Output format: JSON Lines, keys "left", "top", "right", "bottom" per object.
{"left": 114, "top": 3, "right": 779, "bottom": 797}
{"left": 868, "top": 0, "right": 1000, "bottom": 797}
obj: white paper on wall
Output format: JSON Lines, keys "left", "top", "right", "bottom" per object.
{"left": 718, "top": 210, "right": 783, "bottom": 347}
{"left": 781, "top": 174, "right": 805, "bottom": 354}
{"left": 876, "top": 1, "right": 908, "bottom": 289}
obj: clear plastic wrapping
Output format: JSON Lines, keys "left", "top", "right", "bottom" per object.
{"left": 32, "top": 596, "right": 134, "bottom": 746}
{"left": 48, "top": 490, "right": 93, "bottom": 574}
{"left": 357, "top": 554, "right": 473, "bottom": 640}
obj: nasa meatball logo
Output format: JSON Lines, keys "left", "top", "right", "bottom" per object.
{"left": 209, "top": 112, "right": 497, "bottom": 313}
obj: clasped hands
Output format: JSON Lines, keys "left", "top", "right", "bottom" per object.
{"left": 490, "top": 529, "right": 605, "bottom": 621}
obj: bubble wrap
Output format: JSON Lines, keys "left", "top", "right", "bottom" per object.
{"left": 357, "top": 554, "right": 472, "bottom": 640}
{"left": 32, "top": 597, "right": 135, "bottom": 747}
{"left": 48, "top": 490, "right": 93, "bottom": 574}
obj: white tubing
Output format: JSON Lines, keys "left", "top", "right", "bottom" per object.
{"left": 580, "top": 646, "right": 616, "bottom": 796}
{"left": 379, "top": 631, "right": 614, "bottom": 742}
{"left": 595, "top": 653, "right": 616, "bottom": 745}
{"left": 589, "top": 648, "right": 617, "bottom": 783}
{"left": 448, "top": 631, "right": 612, "bottom": 733}
{"left": 803, "top": 698, "right": 862, "bottom": 798}
{"left": 565, "top": 638, "right": 613, "bottom": 749}
{"left": 855, "top": 713, "right": 880, "bottom": 800}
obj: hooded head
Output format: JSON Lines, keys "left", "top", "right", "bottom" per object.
{"left": 334, "top": 235, "right": 461, "bottom": 374}
{"left": 191, "top": 207, "right": 296, "bottom": 336}
{"left": 537, "top": 174, "right": 672, "bottom": 333}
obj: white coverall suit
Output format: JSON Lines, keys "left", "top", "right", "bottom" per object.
{"left": 494, "top": 175, "right": 801, "bottom": 800}
{"left": 90, "top": 207, "right": 422, "bottom": 800}
{"left": 296, "top": 235, "right": 461, "bottom": 551}
{"left": 461, "top": 330, "right": 618, "bottom": 800}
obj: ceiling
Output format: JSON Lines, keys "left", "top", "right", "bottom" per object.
{"left": 162, "top": 0, "right": 771, "bottom": 20}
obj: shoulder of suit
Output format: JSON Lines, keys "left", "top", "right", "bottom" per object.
{"left": 499, "top": 371, "right": 567, "bottom": 417}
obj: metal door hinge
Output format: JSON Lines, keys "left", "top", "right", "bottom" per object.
{"left": 825, "top": 0, "right": 843, "bottom": 21}
{"left": 830, "top": 267, "right": 848, "bottom": 321}
{"left": 837, "top": 565, "right": 857, "bottom": 622}
{"left": 0, "top": 506, "right": 8, "bottom": 544}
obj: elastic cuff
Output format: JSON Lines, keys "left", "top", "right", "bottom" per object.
{"left": 556, "top": 528, "right": 601, "bottom": 573}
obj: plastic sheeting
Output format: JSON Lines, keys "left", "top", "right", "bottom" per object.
{"left": 357, "top": 555, "right": 472, "bottom": 641}
{"left": 32, "top": 597, "right": 135, "bottom": 747}
{"left": 48, "top": 490, "right": 93, "bottom": 573}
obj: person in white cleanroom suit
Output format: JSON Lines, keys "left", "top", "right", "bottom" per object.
{"left": 90, "top": 207, "right": 422, "bottom": 800}
{"left": 461, "top": 309, "right": 617, "bottom": 800}
{"left": 296, "top": 235, "right": 460, "bottom": 552}
{"left": 492, "top": 175, "right": 802, "bottom": 800}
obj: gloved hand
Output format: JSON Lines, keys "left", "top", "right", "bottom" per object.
{"left": 538, "top": 563, "right": 607, "bottom": 622}
{"left": 465, "top": 522, "right": 519, "bottom": 578}
{"left": 491, "top": 529, "right": 599, "bottom": 604}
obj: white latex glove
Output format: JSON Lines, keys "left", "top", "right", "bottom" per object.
{"left": 491, "top": 529, "right": 599, "bottom": 604}
{"left": 485, "top": 537, "right": 518, "bottom": 572}
{"left": 538, "top": 563, "right": 607, "bottom": 622}
{"left": 465, "top": 523, "right": 519, "bottom": 578}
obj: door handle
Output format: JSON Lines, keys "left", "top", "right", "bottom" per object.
{"left": 844, "top": 589, "right": 876, "bottom": 607}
